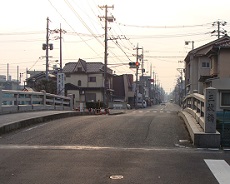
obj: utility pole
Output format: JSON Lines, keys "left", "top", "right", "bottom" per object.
{"left": 133, "top": 43, "right": 142, "bottom": 108}
{"left": 51, "top": 24, "right": 66, "bottom": 71}
{"left": 46, "top": 17, "right": 49, "bottom": 80}
{"left": 177, "top": 68, "right": 184, "bottom": 106}
{"left": 99, "top": 5, "right": 115, "bottom": 109}
{"left": 141, "top": 47, "right": 144, "bottom": 77}
{"left": 42, "top": 17, "right": 53, "bottom": 80}
{"left": 59, "top": 24, "right": 63, "bottom": 71}
{"left": 211, "top": 20, "right": 227, "bottom": 38}
{"left": 50, "top": 24, "right": 66, "bottom": 96}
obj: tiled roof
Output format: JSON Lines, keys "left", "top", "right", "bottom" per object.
{"left": 62, "top": 62, "right": 77, "bottom": 73}
{"left": 63, "top": 59, "right": 113, "bottom": 74}
{"left": 86, "top": 62, "right": 104, "bottom": 72}
{"left": 214, "top": 40, "right": 230, "bottom": 47}
{"left": 185, "top": 35, "right": 230, "bottom": 61}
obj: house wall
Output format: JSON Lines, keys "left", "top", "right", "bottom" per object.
{"left": 88, "top": 74, "right": 103, "bottom": 88}
{"left": 211, "top": 79, "right": 230, "bottom": 111}
{"left": 85, "top": 90, "right": 103, "bottom": 102}
{"left": 198, "top": 57, "right": 211, "bottom": 94}
{"left": 113, "top": 75, "right": 125, "bottom": 100}
{"left": 218, "top": 49, "right": 230, "bottom": 78}
{"left": 67, "top": 89, "right": 79, "bottom": 109}
{"left": 210, "top": 55, "right": 218, "bottom": 76}
{"left": 190, "top": 56, "right": 199, "bottom": 93}
{"left": 66, "top": 73, "right": 104, "bottom": 88}
{"left": 66, "top": 74, "right": 87, "bottom": 87}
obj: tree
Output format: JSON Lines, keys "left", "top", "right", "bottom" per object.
{"left": 34, "top": 79, "right": 56, "bottom": 94}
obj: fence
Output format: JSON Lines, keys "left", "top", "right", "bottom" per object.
{"left": 0, "top": 88, "right": 73, "bottom": 114}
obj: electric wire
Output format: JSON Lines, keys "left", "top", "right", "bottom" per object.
{"left": 116, "top": 22, "right": 213, "bottom": 28}
{"left": 47, "top": 0, "right": 102, "bottom": 57}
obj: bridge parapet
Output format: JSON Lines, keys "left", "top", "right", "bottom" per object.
{"left": 180, "top": 88, "right": 220, "bottom": 148}
{"left": 0, "top": 87, "right": 73, "bottom": 115}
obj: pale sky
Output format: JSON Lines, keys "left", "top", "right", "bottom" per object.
{"left": 1, "top": 0, "right": 230, "bottom": 93}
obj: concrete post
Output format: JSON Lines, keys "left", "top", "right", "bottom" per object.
{"left": 41, "top": 90, "right": 46, "bottom": 108}
{"left": 204, "top": 87, "right": 217, "bottom": 133}
{"left": 68, "top": 94, "right": 74, "bottom": 110}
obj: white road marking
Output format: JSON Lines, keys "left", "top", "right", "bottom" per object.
{"left": 0, "top": 144, "right": 193, "bottom": 152}
{"left": 23, "top": 123, "right": 47, "bottom": 132}
{"left": 204, "top": 159, "right": 230, "bottom": 184}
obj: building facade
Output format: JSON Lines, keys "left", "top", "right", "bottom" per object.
{"left": 184, "top": 35, "right": 230, "bottom": 111}
{"left": 63, "top": 59, "right": 113, "bottom": 109}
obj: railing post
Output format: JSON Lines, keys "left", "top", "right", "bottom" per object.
{"left": 61, "top": 98, "right": 64, "bottom": 110}
{"left": 41, "top": 90, "right": 47, "bottom": 108}
{"left": 191, "top": 97, "right": 194, "bottom": 110}
{"left": 30, "top": 94, "right": 33, "bottom": 105}
{"left": 68, "top": 94, "right": 74, "bottom": 110}
{"left": 204, "top": 87, "right": 217, "bottom": 133}
{"left": 0, "top": 87, "right": 2, "bottom": 112}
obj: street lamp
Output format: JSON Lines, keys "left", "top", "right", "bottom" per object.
{"left": 185, "top": 41, "right": 194, "bottom": 50}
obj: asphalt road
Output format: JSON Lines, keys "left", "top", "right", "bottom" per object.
{"left": 0, "top": 103, "right": 230, "bottom": 184}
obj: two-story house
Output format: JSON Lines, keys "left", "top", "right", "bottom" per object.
{"left": 184, "top": 35, "right": 230, "bottom": 110}
{"left": 63, "top": 58, "right": 113, "bottom": 109}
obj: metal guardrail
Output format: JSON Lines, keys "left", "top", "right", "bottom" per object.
{"left": 0, "top": 88, "right": 73, "bottom": 114}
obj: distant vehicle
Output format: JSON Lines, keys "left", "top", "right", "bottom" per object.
{"left": 160, "top": 102, "right": 166, "bottom": 105}
{"left": 136, "top": 100, "right": 147, "bottom": 108}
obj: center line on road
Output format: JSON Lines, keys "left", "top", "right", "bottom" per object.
{"left": 204, "top": 159, "right": 230, "bottom": 184}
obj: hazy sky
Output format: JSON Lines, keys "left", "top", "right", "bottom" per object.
{"left": 1, "top": 0, "right": 230, "bottom": 93}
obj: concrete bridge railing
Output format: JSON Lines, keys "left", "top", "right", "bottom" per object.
{"left": 179, "top": 88, "right": 220, "bottom": 148}
{"left": 0, "top": 88, "right": 73, "bottom": 115}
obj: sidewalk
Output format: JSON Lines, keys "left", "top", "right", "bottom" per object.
{"left": 0, "top": 109, "right": 125, "bottom": 136}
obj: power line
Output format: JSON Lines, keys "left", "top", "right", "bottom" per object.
{"left": 47, "top": 0, "right": 102, "bottom": 58}
{"left": 64, "top": 0, "right": 104, "bottom": 47}
{"left": 116, "top": 22, "right": 212, "bottom": 28}
{"left": 0, "top": 31, "right": 44, "bottom": 36}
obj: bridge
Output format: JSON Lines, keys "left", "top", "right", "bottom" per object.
{"left": 0, "top": 88, "right": 74, "bottom": 114}
{"left": 0, "top": 87, "right": 227, "bottom": 148}
{"left": 178, "top": 91, "right": 220, "bottom": 148}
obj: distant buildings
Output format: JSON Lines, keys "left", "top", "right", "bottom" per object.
{"left": 0, "top": 75, "right": 20, "bottom": 90}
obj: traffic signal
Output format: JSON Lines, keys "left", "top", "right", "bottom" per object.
{"left": 129, "top": 62, "right": 140, "bottom": 68}
{"left": 135, "top": 61, "right": 140, "bottom": 68}
{"left": 129, "top": 62, "right": 136, "bottom": 68}
{"left": 42, "top": 44, "right": 46, "bottom": 50}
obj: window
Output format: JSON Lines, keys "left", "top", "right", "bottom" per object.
{"left": 220, "top": 91, "right": 230, "bottom": 107}
{"left": 202, "top": 62, "right": 210, "bottom": 68}
{"left": 89, "top": 77, "right": 96, "bottom": 82}
{"left": 77, "top": 67, "right": 82, "bottom": 72}
{"left": 78, "top": 80, "right": 81, "bottom": 86}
